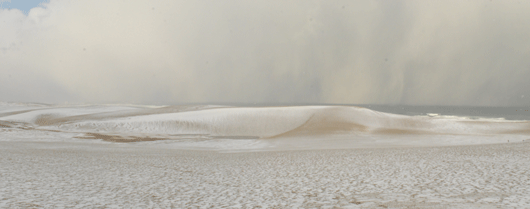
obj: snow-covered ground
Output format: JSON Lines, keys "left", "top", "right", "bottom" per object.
{"left": 1, "top": 141, "right": 529, "bottom": 208}
{"left": 1, "top": 103, "right": 530, "bottom": 208}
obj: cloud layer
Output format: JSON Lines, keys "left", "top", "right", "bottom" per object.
{"left": 1, "top": 0, "right": 530, "bottom": 106}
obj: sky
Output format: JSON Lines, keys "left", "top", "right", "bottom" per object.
{"left": 1, "top": 0, "right": 530, "bottom": 106}
{"left": 0, "top": 0, "right": 48, "bottom": 14}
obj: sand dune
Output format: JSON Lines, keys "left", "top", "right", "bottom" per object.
{"left": 1, "top": 104, "right": 529, "bottom": 147}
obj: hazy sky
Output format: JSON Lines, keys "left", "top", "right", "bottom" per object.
{"left": 1, "top": 0, "right": 530, "bottom": 106}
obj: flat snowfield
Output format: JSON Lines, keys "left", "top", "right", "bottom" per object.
{"left": 1, "top": 141, "right": 529, "bottom": 208}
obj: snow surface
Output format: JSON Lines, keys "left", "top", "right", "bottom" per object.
{"left": 1, "top": 141, "right": 529, "bottom": 208}
{"left": 1, "top": 103, "right": 530, "bottom": 208}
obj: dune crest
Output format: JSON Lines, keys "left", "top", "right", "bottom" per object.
{"left": 1, "top": 104, "right": 529, "bottom": 143}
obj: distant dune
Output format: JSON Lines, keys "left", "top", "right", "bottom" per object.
{"left": 0, "top": 103, "right": 529, "bottom": 147}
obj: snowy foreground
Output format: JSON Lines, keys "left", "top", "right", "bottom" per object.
{"left": 1, "top": 141, "right": 529, "bottom": 208}
{"left": 1, "top": 103, "right": 530, "bottom": 208}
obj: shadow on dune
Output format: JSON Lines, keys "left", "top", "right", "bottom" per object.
{"left": 267, "top": 108, "right": 369, "bottom": 138}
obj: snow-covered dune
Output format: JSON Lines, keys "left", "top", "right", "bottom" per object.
{"left": 1, "top": 104, "right": 529, "bottom": 141}
{"left": 68, "top": 106, "right": 530, "bottom": 137}
{"left": 0, "top": 105, "right": 140, "bottom": 126}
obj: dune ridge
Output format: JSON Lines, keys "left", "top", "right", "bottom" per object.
{"left": 1, "top": 104, "right": 529, "bottom": 143}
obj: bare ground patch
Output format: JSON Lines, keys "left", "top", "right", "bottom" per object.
{"left": 74, "top": 133, "right": 166, "bottom": 142}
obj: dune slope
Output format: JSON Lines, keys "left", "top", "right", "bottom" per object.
{"left": 1, "top": 104, "right": 529, "bottom": 147}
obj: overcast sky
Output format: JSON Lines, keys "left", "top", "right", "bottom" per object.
{"left": 1, "top": 0, "right": 530, "bottom": 106}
